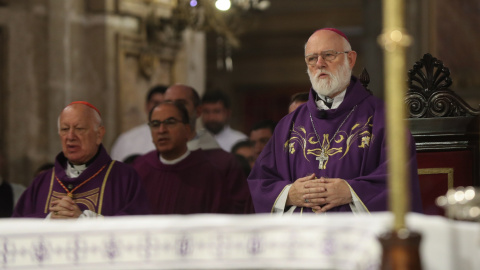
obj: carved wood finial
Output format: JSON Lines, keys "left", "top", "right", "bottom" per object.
{"left": 405, "top": 53, "right": 480, "bottom": 118}
{"left": 359, "top": 68, "right": 372, "bottom": 94}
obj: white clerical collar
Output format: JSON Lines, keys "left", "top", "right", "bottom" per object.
{"left": 159, "top": 150, "right": 191, "bottom": 165}
{"left": 315, "top": 89, "right": 346, "bottom": 110}
{"left": 66, "top": 163, "right": 87, "bottom": 178}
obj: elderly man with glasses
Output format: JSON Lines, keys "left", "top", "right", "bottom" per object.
{"left": 248, "top": 28, "right": 423, "bottom": 215}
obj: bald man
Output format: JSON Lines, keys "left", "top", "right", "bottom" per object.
{"left": 248, "top": 28, "right": 422, "bottom": 215}
{"left": 13, "top": 102, "right": 150, "bottom": 218}
{"left": 164, "top": 84, "right": 221, "bottom": 151}
{"left": 158, "top": 84, "right": 253, "bottom": 213}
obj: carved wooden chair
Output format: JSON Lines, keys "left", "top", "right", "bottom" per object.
{"left": 405, "top": 53, "right": 480, "bottom": 215}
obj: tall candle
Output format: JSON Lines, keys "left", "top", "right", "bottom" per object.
{"left": 380, "top": 0, "right": 411, "bottom": 231}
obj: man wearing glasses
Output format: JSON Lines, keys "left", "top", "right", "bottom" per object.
{"left": 162, "top": 84, "right": 254, "bottom": 214}
{"left": 133, "top": 101, "right": 237, "bottom": 214}
{"left": 248, "top": 28, "right": 422, "bottom": 215}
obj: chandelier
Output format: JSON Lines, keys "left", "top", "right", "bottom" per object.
{"left": 144, "top": 0, "right": 270, "bottom": 72}
{"left": 165, "top": 0, "right": 271, "bottom": 47}
{"left": 207, "top": 0, "right": 270, "bottom": 12}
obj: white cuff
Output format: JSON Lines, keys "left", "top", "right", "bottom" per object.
{"left": 272, "top": 184, "right": 297, "bottom": 215}
{"left": 347, "top": 183, "right": 369, "bottom": 214}
{"left": 79, "top": 210, "right": 102, "bottom": 219}
{"left": 44, "top": 210, "right": 102, "bottom": 220}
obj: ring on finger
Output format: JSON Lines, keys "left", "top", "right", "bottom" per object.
{"left": 305, "top": 198, "right": 309, "bottom": 203}
{"left": 54, "top": 211, "right": 58, "bottom": 215}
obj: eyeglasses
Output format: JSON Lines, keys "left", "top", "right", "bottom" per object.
{"left": 148, "top": 118, "right": 184, "bottom": 129}
{"left": 305, "top": 50, "right": 350, "bottom": 66}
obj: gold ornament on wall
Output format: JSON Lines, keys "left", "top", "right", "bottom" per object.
{"left": 138, "top": 51, "right": 156, "bottom": 79}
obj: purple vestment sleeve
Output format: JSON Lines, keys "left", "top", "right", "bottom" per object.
{"left": 248, "top": 76, "right": 423, "bottom": 214}
{"left": 12, "top": 145, "right": 151, "bottom": 218}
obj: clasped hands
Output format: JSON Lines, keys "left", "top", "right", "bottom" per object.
{"left": 49, "top": 196, "right": 83, "bottom": 219}
{"left": 286, "top": 173, "right": 352, "bottom": 213}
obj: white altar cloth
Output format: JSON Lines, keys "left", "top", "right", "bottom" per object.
{"left": 0, "top": 212, "right": 478, "bottom": 270}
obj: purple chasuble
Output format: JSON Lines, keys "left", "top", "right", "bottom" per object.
{"left": 133, "top": 149, "right": 253, "bottom": 214}
{"left": 248, "top": 76, "right": 423, "bottom": 214}
{"left": 12, "top": 145, "right": 151, "bottom": 218}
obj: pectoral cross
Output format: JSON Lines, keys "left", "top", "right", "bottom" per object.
{"left": 316, "top": 151, "right": 328, "bottom": 169}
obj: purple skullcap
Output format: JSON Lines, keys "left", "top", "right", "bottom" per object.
{"left": 317, "top": 28, "right": 349, "bottom": 42}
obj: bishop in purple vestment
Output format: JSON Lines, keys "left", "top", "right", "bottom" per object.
{"left": 13, "top": 101, "right": 151, "bottom": 218}
{"left": 248, "top": 28, "right": 422, "bottom": 214}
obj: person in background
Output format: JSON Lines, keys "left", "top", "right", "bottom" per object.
{"left": 111, "top": 85, "right": 167, "bottom": 162}
{"left": 231, "top": 140, "right": 255, "bottom": 169}
{"left": 201, "top": 90, "right": 247, "bottom": 152}
{"left": 248, "top": 28, "right": 422, "bottom": 215}
{"left": 163, "top": 84, "right": 254, "bottom": 213}
{"left": 233, "top": 155, "right": 253, "bottom": 183}
{"left": 13, "top": 101, "right": 151, "bottom": 218}
{"left": 164, "top": 84, "right": 220, "bottom": 151}
{"left": 0, "top": 154, "right": 26, "bottom": 217}
{"left": 249, "top": 120, "right": 277, "bottom": 160}
{"left": 288, "top": 92, "right": 309, "bottom": 113}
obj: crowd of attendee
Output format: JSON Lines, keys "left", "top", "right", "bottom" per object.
{"left": 2, "top": 28, "right": 423, "bottom": 219}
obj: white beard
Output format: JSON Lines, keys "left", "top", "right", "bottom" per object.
{"left": 308, "top": 57, "right": 352, "bottom": 97}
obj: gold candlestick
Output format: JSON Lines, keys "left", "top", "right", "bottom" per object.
{"left": 379, "top": 0, "right": 412, "bottom": 231}
{"left": 378, "top": 1, "right": 422, "bottom": 269}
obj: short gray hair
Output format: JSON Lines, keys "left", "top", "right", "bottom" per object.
{"left": 57, "top": 105, "right": 103, "bottom": 132}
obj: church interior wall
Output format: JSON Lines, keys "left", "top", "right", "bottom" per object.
{"left": 0, "top": 0, "right": 178, "bottom": 186}
{"left": 0, "top": 0, "right": 52, "bottom": 186}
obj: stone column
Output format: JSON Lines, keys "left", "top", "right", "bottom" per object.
{"left": 1, "top": 0, "right": 180, "bottom": 185}
{"left": 173, "top": 28, "right": 206, "bottom": 96}
{"left": 1, "top": 0, "right": 50, "bottom": 186}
